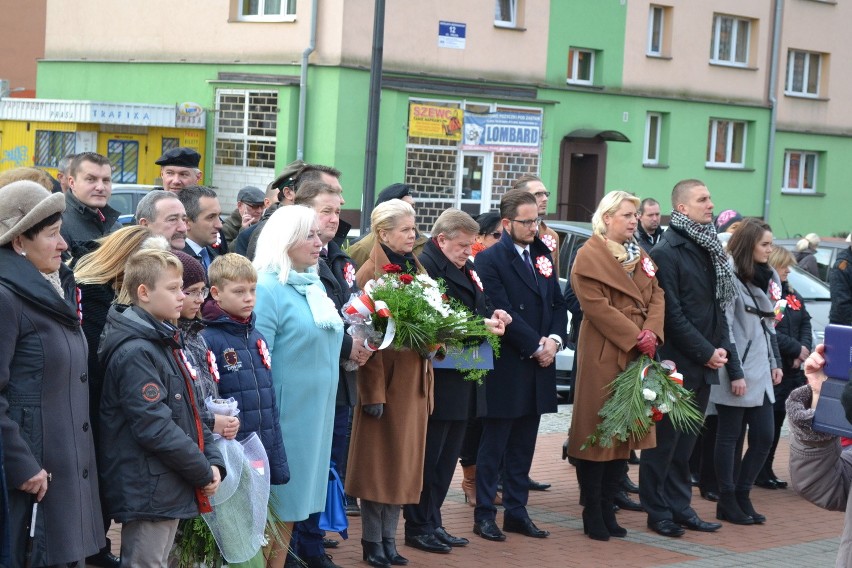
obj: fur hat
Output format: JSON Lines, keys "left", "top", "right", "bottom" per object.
{"left": 0, "top": 180, "right": 66, "bottom": 246}
{"left": 171, "top": 249, "right": 206, "bottom": 289}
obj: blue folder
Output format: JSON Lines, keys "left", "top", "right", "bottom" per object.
{"left": 432, "top": 341, "right": 494, "bottom": 370}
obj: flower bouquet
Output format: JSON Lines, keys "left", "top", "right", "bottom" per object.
{"left": 581, "top": 356, "right": 704, "bottom": 449}
{"left": 341, "top": 263, "right": 500, "bottom": 383}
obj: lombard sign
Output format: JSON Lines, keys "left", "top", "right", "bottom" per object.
{"left": 462, "top": 110, "right": 543, "bottom": 153}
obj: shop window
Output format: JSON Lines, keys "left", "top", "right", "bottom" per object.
{"left": 214, "top": 89, "right": 277, "bottom": 169}
{"left": 706, "top": 119, "right": 747, "bottom": 168}
{"left": 107, "top": 140, "right": 139, "bottom": 183}
{"left": 237, "top": 0, "right": 296, "bottom": 21}
{"left": 786, "top": 50, "right": 823, "bottom": 97}
{"left": 567, "top": 48, "right": 595, "bottom": 85}
{"left": 34, "top": 130, "right": 75, "bottom": 168}
{"left": 782, "top": 150, "right": 820, "bottom": 194}
{"left": 162, "top": 137, "right": 180, "bottom": 156}
{"left": 710, "top": 14, "right": 751, "bottom": 67}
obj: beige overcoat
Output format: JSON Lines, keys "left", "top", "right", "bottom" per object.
{"left": 567, "top": 234, "right": 665, "bottom": 461}
{"left": 344, "top": 242, "right": 434, "bottom": 504}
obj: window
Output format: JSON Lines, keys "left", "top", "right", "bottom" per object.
{"left": 710, "top": 14, "right": 750, "bottom": 66}
{"left": 214, "top": 90, "right": 277, "bottom": 169}
{"left": 237, "top": 0, "right": 296, "bottom": 22}
{"left": 783, "top": 151, "right": 818, "bottom": 193}
{"left": 107, "top": 140, "right": 139, "bottom": 183}
{"left": 706, "top": 119, "right": 747, "bottom": 168}
{"left": 495, "top": 0, "right": 517, "bottom": 27}
{"left": 34, "top": 130, "right": 75, "bottom": 168}
{"left": 644, "top": 113, "right": 662, "bottom": 165}
{"left": 567, "top": 48, "right": 595, "bottom": 85}
{"left": 162, "top": 137, "right": 180, "bottom": 156}
{"left": 786, "top": 50, "right": 821, "bottom": 97}
{"left": 647, "top": 6, "right": 665, "bottom": 56}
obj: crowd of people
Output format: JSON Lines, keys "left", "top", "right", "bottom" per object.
{"left": 0, "top": 147, "right": 848, "bottom": 567}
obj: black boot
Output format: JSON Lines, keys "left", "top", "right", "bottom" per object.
{"left": 362, "top": 539, "right": 391, "bottom": 567}
{"left": 716, "top": 491, "right": 754, "bottom": 525}
{"left": 736, "top": 490, "right": 766, "bottom": 524}
{"left": 382, "top": 538, "right": 409, "bottom": 565}
{"left": 601, "top": 460, "right": 627, "bottom": 537}
{"left": 575, "top": 459, "right": 609, "bottom": 541}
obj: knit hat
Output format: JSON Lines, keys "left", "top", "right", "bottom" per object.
{"left": 171, "top": 249, "right": 206, "bottom": 289}
{"left": 715, "top": 209, "right": 743, "bottom": 233}
{"left": 0, "top": 180, "right": 66, "bottom": 246}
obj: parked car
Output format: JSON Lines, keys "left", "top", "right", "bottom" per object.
{"left": 109, "top": 184, "right": 157, "bottom": 225}
{"left": 786, "top": 263, "right": 830, "bottom": 347}
{"left": 775, "top": 237, "right": 849, "bottom": 283}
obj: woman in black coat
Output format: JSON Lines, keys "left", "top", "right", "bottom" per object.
{"left": 0, "top": 181, "right": 104, "bottom": 566}
{"left": 401, "top": 209, "right": 509, "bottom": 554}
{"left": 756, "top": 247, "right": 812, "bottom": 489}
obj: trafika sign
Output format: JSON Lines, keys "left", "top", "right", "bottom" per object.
{"left": 177, "top": 102, "right": 203, "bottom": 117}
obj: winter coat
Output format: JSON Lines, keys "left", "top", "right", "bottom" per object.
{"left": 568, "top": 234, "right": 664, "bottom": 461}
{"left": 201, "top": 306, "right": 289, "bottom": 485}
{"left": 829, "top": 246, "right": 852, "bottom": 325}
{"left": 0, "top": 247, "right": 104, "bottom": 566}
{"left": 320, "top": 241, "right": 359, "bottom": 407}
{"left": 795, "top": 249, "right": 820, "bottom": 279}
{"left": 0, "top": 434, "right": 8, "bottom": 568}
{"left": 773, "top": 282, "right": 812, "bottom": 412}
{"left": 787, "top": 385, "right": 852, "bottom": 568}
{"left": 347, "top": 230, "right": 428, "bottom": 269}
{"left": 419, "top": 238, "right": 492, "bottom": 421}
{"left": 255, "top": 270, "right": 341, "bottom": 521}
{"left": 98, "top": 304, "right": 225, "bottom": 523}
{"left": 473, "top": 231, "right": 567, "bottom": 419}
{"left": 179, "top": 318, "right": 219, "bottom": 433}
{"left": 61, "top": 189, "right": 121, "bottom": 262}
{"left": 78, "top": 281, "right": 117, "bottom": 438}
{"left": 710, "top": 264, "right": 781, "bottom": 409}
{"left": 636, "top": 224, "right": 665, "bottom": 253}
{"left": 538, "top": 220, "right": 561, "bottom": 277}
{"left": 649, "top": 225, "right": 743, "bottom": 393}
{"left": 221, "top": 208, "right": 244, "bottom": 249}
{"left": 345, "top": 243, "right": 434, "bottom": 504}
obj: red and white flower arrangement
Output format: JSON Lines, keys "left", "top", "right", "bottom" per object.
{"left": 206, "top": 350, "right": 220, "bottom": 383}
{"left": 540, "top": 233, "right": 558, "bottom": 252}
{"left": 178, "top": 350, "right": 198, "bottom": 381}
{"left": 343, "top": 262, "right": 356, "bottom": 288}
{"left": 641, "top": 257, "right": 656, "bottom": 278}
{"left": 535, "top": 256, "right": 553, "bottom": 278}
{"left": 257, "top": 339, "right": 272, "bottom": 369}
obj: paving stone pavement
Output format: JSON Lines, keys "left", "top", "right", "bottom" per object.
{"left": 101, "top": 404, "right": 844, "bottom": 567}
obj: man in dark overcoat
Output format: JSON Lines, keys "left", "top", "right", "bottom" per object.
{"left": 472, "top": 189, "right": 567, "bottom": 541}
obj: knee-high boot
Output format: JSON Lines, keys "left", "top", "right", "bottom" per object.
{"left": 575, "top": 459, "right": 609, "bottom": 541}
{"left": 601, "top": 460, "right": 627, "bottom": 538}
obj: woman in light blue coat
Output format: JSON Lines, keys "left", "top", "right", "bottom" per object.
{"left": 710, "top": 217, "right": 782, "bottom": 527}
{"left": 254, "top": 206, "right": 344, "bottom": 568}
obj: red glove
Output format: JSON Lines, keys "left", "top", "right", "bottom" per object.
{"left": 636, "top": 330, "right": 657, "bottom": 357}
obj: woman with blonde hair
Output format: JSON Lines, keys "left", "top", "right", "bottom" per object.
{"left": 794, "top": 233, "right": 821, "bottom": 278}
{"left": 568, "top": 190, "right": 665, "bottom": 541}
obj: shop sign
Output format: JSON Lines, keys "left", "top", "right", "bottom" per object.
{"left": 462, "top": 110, "right": 542, "bottom": 153}
{"left": 408, "top": 103, "right": 463, "bottom": 141}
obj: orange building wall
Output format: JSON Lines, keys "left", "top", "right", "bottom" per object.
{"left": 0, "top": 0, "right": 47, "bottom": 96}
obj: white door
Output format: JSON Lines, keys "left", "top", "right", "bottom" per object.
{"left": 457, "top": 151, "right": 493, "bottom": 217}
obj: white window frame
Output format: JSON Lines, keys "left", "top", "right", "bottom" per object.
{"left": 782, "top": 150, "right": 819, "bottom": 194}
{"left": 494, "top": 0, "right": 517, "bottom": 28}
{"left": 785, "top": 50, "right": 822, "bottom": 98}
{"left": 567, "top": 48, "right": 595, "bottom": 85}
{"left": 710, "top": 14, "right": 750, "bottom": 67}
{"left": 644, "top": 112, "right": 662, "bottom": 165}
{"left": 237, "top": 0, "right": 296, "bottom": 22}
{"left": 214, "top": 88, "right": 278, "bottom": 169}
{"left": 706, "top": 119, "right": 747, "bottom": 168}
{"left": 647, "top": 6, "right": 665, "bottom": 56}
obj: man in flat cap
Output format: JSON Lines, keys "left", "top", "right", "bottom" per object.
{"left": 155, "top": 147, "right": 203, "bottom": 193}
{"left": 221, "top": 185, "right": 267, "bottom": 249}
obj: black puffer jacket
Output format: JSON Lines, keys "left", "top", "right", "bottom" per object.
{"left": 98, "top": 304, "right": 225, "bottom": 523}
{"left": 773, "top": 282, "right": 812, "bottom": 411}
{"left": 829, "top": 246, "right": 852, "bottom": 325}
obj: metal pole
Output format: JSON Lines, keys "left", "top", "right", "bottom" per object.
{"left": 763, "top": 0, "right": 784, "bottom": 223}
{"left": 360, "top": 0, "right": 386, "bottom": 234}
{"left": 296, "top": 0, "right": 318, "bottom": 161}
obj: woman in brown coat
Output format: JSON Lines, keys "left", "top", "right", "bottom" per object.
{"left": 346, "top": 199, "right": 433, "bottom": 568}
{"left": 568, "top": 191, "right": 665, "bottom": 541}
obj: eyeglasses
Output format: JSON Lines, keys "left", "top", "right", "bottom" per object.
{"left": 184, "top": 287, "right": 209, "bottom": 299}
{"left": 510, "top": 218, "right": 543, "bottom": 229}
{"left": 489, "top": 231, "right": 503, "bottom": 239}
{"left": 532, "top": 191, "right": 551, "bottom": 198}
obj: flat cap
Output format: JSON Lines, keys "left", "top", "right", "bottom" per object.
{"left": 155, "top": 147, "right": 201, "bottom": 168}
{"left": 237, "top": 186, "right": 265, "bottom": 205}
{"left": 269, "top": 160, "right": 307, "bottom": 191}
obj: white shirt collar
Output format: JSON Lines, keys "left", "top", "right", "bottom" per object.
{"left": 185, "top": 238, "right": 204, "bottom": 255}
{"left": 513, "top": 243, "right": 531, "bottom": 258}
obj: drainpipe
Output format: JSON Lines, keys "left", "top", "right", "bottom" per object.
{"left": 763, "top": 0, "right": 783, "bottom": 221}
{"left": 296, "top": 0, "right": 318, "bottom": 161}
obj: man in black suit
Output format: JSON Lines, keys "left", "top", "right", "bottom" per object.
{"left": 472, "top": 189, "right": 567, "bottom": 541}
{"left": 176, "top": 185, "right": 222, "bottom": 274}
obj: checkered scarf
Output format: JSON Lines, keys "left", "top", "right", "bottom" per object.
{"left": 669, "top": 211, "right": 736, "bottom": 307}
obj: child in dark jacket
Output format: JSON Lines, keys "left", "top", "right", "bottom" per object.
{"left": 202, "top": 253, "right": 289, "bottom": 485}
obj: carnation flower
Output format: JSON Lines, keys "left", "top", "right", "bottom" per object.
{"left": 642, "top": 388, "right": 657, "bottom": 401}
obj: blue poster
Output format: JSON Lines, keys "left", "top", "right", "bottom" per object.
{"left": 462, "top": 110, "right": 542, "bottom": 153}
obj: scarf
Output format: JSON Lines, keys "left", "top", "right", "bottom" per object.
{"left": 751, "top": 262, "right": 773, "bottom": 292}
{"left": 42, "top": 270, "right": 65, "bottom": 298}
{"left": 287, "top": 269, "right": 344, "bottom": 332}
{"left": 603, "top": 236, "right": 641, "bottom": 275}
{"left": 669, "top": 210, "right": 736, "bottom": 307}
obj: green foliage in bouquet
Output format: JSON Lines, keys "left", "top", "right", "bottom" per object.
{"left": 582, "top": 355, "right": 704, "bottom": 449}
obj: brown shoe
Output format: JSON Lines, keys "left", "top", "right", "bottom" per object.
{"left": 461, "top": 465, "right": 476, "bottom": 507}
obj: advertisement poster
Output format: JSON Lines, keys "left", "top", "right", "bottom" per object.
{"left": 409, "top": 103, "right": 463, "bottom": 141}
{"left": 462, "top": 110, "right": 542, "bottom": 153}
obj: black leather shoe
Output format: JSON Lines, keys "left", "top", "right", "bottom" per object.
{"left": 434, "top": 527, "right": 469, "bottom": 547}
{"left": 346, "top": 494, "right": 361, "bottom": 516}
{"left": 303, "top": 553, "right": 343, "bottom": 568}
{"left": 700, "top": 489, "right": 720, "bottom": 502}
{"left": 323, "top": 538, "right": 339, "bottom": 548}
{"left": 613, "top": 491, "right": 644, "bottom": 512}
{"left": 473, "top": 519, "right": 507, "bottom": 542}
{"left": 404, "top": 534, "right": 451, "bottom": 554}
{"left": 86, "top": 549, "right": 121, "bottom": 568}
{"left": 772, "top": 477, "right": 788, "bottom": 489}
{"left": 628, "top": 450, "right": 640, "bottom": 465}
{"left": 503, "top": 517, "right": 549, "bottom": 538}
{"left": 621, "top": 476, "right": 640, "bottom": 494}
{"left": 383, "top": 538, "right": 409, "bottom": 565}
{"left": 690, "top": 473, "right": 700, "bottom": 487}
{"left": 754, "top": 479, "right": 779, "bottom": 490}
{"left": 676, "top": 515, "right": 722, "bottom": 532}
{"left": 362, "top": 539, "right": 391, "bottom": 567}
{"left": 528, "top": 477, "right": 551, "bottom": 491}
{"left": 647, "top": 519, "right": 685, "bottom": 537}
{"left": 562, "top": 438, "right": 569, "bottom": 460}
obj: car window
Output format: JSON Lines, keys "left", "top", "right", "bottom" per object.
{"left": 109, "top": 193, "right": 135, "bottom": 216}
{"left": 788, "top": 266, "right": 831, "bottom": 301}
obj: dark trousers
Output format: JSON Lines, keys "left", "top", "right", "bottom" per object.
{"left": 715, "top": 396, "right": 774, "bottom": 493}
{"left": 639, "top": 384, "right": 709, "bottom": 523}
{"left": 690, "top": 414, "right": 719, "bottom": 493}
{"left": 403, "top": 418, "right": 467, "bottom": 536}
{"left": 331, "top": 405, "right": 351, "bottom": 479}
{"left": 459, "top": 417, "right": 483, "bottom": 468}
{"left": 292, "top": 512, "right": 325, "bottom": 558}
{"left": 474, "top": 415, "right": 540, "bottom": 523}
{"left": 759, "top": 410, "right": 787, "bottom": 480}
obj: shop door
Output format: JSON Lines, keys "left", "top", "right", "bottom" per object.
{"left": 458, "top": 151, "right": 493, "bottom": 217}
{"left": 557, "top": 138, "right": 607, "bottom": 222}
{"left": 107, "top": 139, "right": 141, "bottom": 183}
